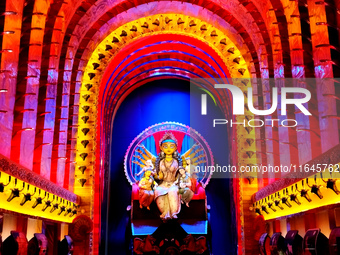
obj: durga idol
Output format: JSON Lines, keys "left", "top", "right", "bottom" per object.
{"left": 154, "top": 132, "right": 182, "bottom": 220}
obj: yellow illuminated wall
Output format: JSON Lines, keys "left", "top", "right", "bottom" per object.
{"left": 255, "top": 176, "right": 340, "bottom": 221}
{"left": 26, "top": 218, "right": 42, "bottom": 240}
{"left": 0, "top": 171, "right": 77, "bottom": 223}
{"left": 2, "top": 214, "right": 17, "bottom": 240}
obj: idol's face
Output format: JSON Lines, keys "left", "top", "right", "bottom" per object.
{"left": 161, "top": 142, "right": 177, "bottom": 155}
{"left": 179, "top": 168, "right": 185, "bottom": 175}
{"left": 186, "top": 158, "right": 191, "bottom": 164}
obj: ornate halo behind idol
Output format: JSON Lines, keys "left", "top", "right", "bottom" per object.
{"left": 124, "top": 122, "right": 214, "bottom": 188}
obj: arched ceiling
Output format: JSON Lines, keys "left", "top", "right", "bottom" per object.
{"left": 76, "top": 15, "right": 254, "bottom": 190}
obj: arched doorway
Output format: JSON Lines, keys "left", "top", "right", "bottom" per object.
{"left": 105, "top": 78, "right": 235, "bottom": 254}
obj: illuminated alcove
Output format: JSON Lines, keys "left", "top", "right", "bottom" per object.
{"left": 102, "top": 78, "right": 236, "bottom": 254}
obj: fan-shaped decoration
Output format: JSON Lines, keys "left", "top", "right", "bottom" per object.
{"left": 246, "top": 138, "right": 254, "bottom": 146}
{"left": 79, "top": 153, "right": 88, "bottom": 161}
{"left": 200, "top": 24, "right": 207, "bottom": 31}
{"left": 120, "top": 30, "right": 127, "bottom": 37}
{"left": 141, "top": 22, "right": 148, "bottom": 28}
{"left": 69, "top": 215, "right": 93, "bottom": 242}
{"left": 220, "top": 38, "right": 227, "bottom": 45}
{"left": 81, "top": 128, "right": 90, "bottom": 136}
{"left": 105, "top": 45, "right": 112, "bottom": 51}
{"left": 124, "top": 122, "right": 214, "bottom": 187}
{"left": 246, "top": 151, "right": 255, "bottom": 158}
{"left": 81, "top": 140, "right": 89, "bottom": 148}
{"left": 210, "top": 30, "right": 217, "bottom": 37}
{"left": 92, "top": 63, "right": 99, "bottom": 70}
{"left": 82, "top": 94, "right": 90, "bottom": 101}
{"left": 152, "top": 19, "right": 160, "bottom": 26}
{"left": 189, "top": 20, "right": 196, "bottom": 27}
{"left": 238, "top": 68, "right": 246, "bottom": 75}
{"left": 233, "top": 57, "right": 241, "bottom": 64}
{"left": 84, "top": 84, "right": 93, "bottom": 91}
{"left": 241, "top": 79, "right": 249, "bottom": 86}
{"left": 227, "top": 47, "right": 235, "bottom": 54}
{"left": 98, "top": 53, "right": 105, "bottom": 60}
{"left": 177, "top": 18, "right": 184, "bottom": 25}
{"left": 78, "top": 178, "right": 87, "bottom": 187}
{"left": 78, "top": 166, "right": 87, "bottom": 174}
{"left": 245, "top": 127, "right": 253, "bottom": 134}
{"left": 130, "top": 25, "right": 137, "bottom": 32}
{"left": 88, "top": 73, "right": 95, "bottom": 80}
{"left": 81, "top": 116, "right": 89, "bottom": 124}
{"left": 165, "top": 17, "right": 172, "bottom": 24}
{"left": 112, "top": 36, "right": 119, "bottom": 43}
{"left": 82, "top": 106, "right": 90, "bottom": 113}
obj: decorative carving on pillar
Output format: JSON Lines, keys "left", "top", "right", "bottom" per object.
{"left": 69, "top": 215, "right": 93, "bottom": 242}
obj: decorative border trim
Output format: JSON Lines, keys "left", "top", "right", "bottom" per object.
{"left": 0, "top": 154, "right": 78, "bottom": 203}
